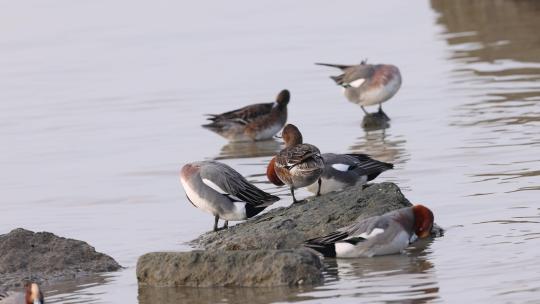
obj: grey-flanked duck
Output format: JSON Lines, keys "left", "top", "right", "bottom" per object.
{"left": 180, "top": 161, "right": 279, "bottom": 231}
{"left": 316, "top": 61, "right": 401, "bottom": 115}
{"left": 305, "top": 153, "right": 393, "bottom": 195}
{"left": 202, "top": 89, "right": 290, "bottom": 142}
{"left": 304, "top": 205, "right": 434, "bottom": 258}
{"left": 0, "top": 282, "right": 44, "bottom": 304}
{"left": 270, "top": 124, "right": 324, "bottom": 203}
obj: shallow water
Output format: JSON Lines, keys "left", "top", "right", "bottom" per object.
{"left": 1, "top": 0, "right": 540, "bottom": 303}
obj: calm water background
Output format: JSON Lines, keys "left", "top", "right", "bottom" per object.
{"left": 1, "top": 0, "right": 540, "bottom": 303}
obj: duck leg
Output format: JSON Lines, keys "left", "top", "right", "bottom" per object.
{"left": 223, "top": 220, "right": 229, "bottom": 229}
{"left": 361, "top": 106, "right": 369, "bottom": 115}
{"left": 213, "top": 215, "right": 219, "bottom": 232}
{"left": 291, "top": 187, "right": 298, "bottom": 204}
{"left": 316, "top": 178, "right": 322, "bottom": 196}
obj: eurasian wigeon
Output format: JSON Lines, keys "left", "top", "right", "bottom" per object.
{"left": 0, "top": 282, "right": 44, "bottom": 304}
{"left": 202, "top": 89, "right": 290, "bottom": 142}
{"left": 305, "top": 153, "right": 393, "bottom": 195}
{"left": 304, "top": 205, "right": 434, "bottom": 258}
{"left": 316, "top": 61, "right": 401, "bottom": 115}
{"left": 270, "top": 124, "right": 325, "bottom": 203}
{"left": 180, "top": 161, "right": 279, "bottom": 231}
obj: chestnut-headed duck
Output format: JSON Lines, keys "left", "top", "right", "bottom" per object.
{"left": 304, "top": 205, "right": 434, "bottom": 258}
{"left": 0, "top": 282, "right": 44, "bottom": 304}
{"left": 202, "top": 89, "right": 290, "bottom": 142}
{"left": 305, "top": 153, "right": 393, "bottom": 195}
{"left": 180, "top": 161, "right": 279, "bottom": 231}
{"left": 271, "top": 124, "right": 324, "bottom": 203}
{"left": 316, "top": 61, "right": 401, "bottom": 115}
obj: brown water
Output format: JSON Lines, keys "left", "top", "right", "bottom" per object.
{"left": 1, "top": 0, "right": 540, "bottom": 303}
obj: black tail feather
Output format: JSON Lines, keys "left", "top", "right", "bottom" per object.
{"left": 315, "top": 62, "right": 351, "bottom": 70}
{"left": 346, "top": 153, "right": 394, "bottom": 181}
{"left": 304, "top": 242, "right": 336, "bottom": 258}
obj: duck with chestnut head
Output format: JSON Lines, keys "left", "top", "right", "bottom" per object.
{"left": 269, "top": 124, "right": 325, "bottom": 203}
{"left": 304, "top": 205, "right": 434, "bottom": 258}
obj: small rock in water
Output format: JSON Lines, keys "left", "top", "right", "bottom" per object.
{"left": 136, "top": 249, "right": 323, "bottom": 287}
{"left": 0, "top": 228, "right": 121, "bottom": 289}
{"left": 362, "top": 110, "right": 390, "bottom": 130}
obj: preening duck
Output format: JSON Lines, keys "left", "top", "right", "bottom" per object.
{"left": 180, "top": 161, "right": 279, "bottom": 231}
{"left": 304, "top": 205, "right": 434, "bottom": 258}
{"left": 270, "top": 124, "right": 324, "bottom": 203}
{"left": 316, "top": 61, "right": 401, "bottom": 115}
{"left": 202, "top": 89, "right": 290, "bottom": 142}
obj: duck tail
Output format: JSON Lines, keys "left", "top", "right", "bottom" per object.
{"left": 304, "top": 240, "right": 336, "bottom": 258}
{"left": 346, "top": 153, "right": 394, "bottom": 180}
{"left": 315, "top": 62, "right": 351, "bottom": 70}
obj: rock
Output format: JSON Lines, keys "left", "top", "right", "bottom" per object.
{"left": 193, "top": 182, "right": 418, "bottom": 251}
{"left": 0, "top": 228, "right": 121, "bottom": 288}
{"left": 361, "top": 110, "right": 390, "bottom": 130}
{"left": 136, "top": 249, "right": 322, "bottom": 287}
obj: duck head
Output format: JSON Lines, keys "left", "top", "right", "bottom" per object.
{"left": 266, "top": 156, "right": 284, "bottom": 186}
{"left": 412, "top": 205, "right": 434, "bottom": 239}
{"left": 276, "top": 89, "right": 290, "bottom": 108}
{"left": 280, "top": 124, "right": 303, "bottom": 148}
{"left": 25, "top": 282, "right": 44, "bottom": 304}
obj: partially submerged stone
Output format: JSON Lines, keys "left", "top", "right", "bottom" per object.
{"left": 0, "top": 228, "right": 121, "bottom": 288}
{"left": 193, "top": 182, "right": 416, "bottom": 251}
{"left": 136, "top": 249, "right": 323, "bottom": 287}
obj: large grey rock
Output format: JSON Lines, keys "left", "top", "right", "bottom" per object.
{"left": 137, "top": 249, "right": 322, "bottom": 287}
{"left": 193, "top": 182, "right": 415, "bottom": 251}
{"left": 0, "top": 228, "right": 121, "bottom": 288}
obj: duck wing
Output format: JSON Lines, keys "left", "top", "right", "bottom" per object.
{"left": 200, "top": 161, "right": 279, "bottom": 207}
{"left": 205, "top": 102, "right": 274, "bottom": 125}
{"left": 276, "top": 144, "right": 322, "bottom": 169}
{"left": 345, "top": 153, "right": 393, "bottom": 180}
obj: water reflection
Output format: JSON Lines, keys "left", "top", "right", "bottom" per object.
{"left": 315, "top": 241, "right": 438, "bottom": 303}
{"left": 41, "top": 273, "right": 113, "bottom": 304}
{"left": 431, "top": 0, "right": 540, "bottom": 193}
{"left": 349, "top": 129, "right": 409, "bottom": 165}
{"left": 138, "top": 285, "right": 312, "bottom": 304}
{"left": 214, "top": 139, "right": 282, "bottom": 160}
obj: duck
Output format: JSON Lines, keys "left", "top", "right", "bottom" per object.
{"left": 304, "top": 205, "right": 434, "bottom": 258}
{"left": 305, "top": 153, "right": 393, "bottom": 195}
{"left": 316, "top": 61, "right": 401, "bottom": 115}
{"left": 180, "top": 160, "right": 280, "bottom": 231}
{"left": 0, "top": 282, "right": 44, "bottom": 304}
{"left": 202, "top": 89, "right": 290, "bottom": 142}
{"left": 270, "top": 124, "right": 325, "bottom": 203}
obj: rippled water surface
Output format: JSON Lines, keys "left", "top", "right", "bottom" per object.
{"left": 1, "top": 0, "right": 540, "bottom": 303}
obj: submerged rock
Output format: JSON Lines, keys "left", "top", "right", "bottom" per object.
{"left": 137, "top": 182, "right": 442, "bottom": 288}
{"left": 0, "top": 228, "right": 121, "bottom": 288}
{"left": 137, "top": 249, "right": 322, "bottom": 287}
{"left": 193, "top": 182, "right": 417, "bottom": 251}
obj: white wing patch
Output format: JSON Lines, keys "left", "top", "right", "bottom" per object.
{"left": 349, "top": 78, "right": 366, "bottom": 88}
{"left": 357, "top": 228, "right": 385, "bottom": 240}
{"left": 202, "top": 178, "right": 228, "bottom": 194}
{"left": 331, "top": 163, "right": 350, "bottom": 172}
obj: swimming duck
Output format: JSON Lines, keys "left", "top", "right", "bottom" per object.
{"left": 304, "top": 205, "right": 434, "bottom": 258}
{"left": 305, "top": 153, "right": 393, "bottom": 195}
{"left": 0, "top": 282, "right": 44, "bottom": 304}
{"left": 271, "top": 124, "right": 324, "bottom": 203}
{"left": 316, "top": 61, "right": 401, "bottom": 115}
{"left": 180, "top": 161, "right": 279, "bottom": 231}
{"left": 202, "top": 89, "right": 290, "bottom": 142}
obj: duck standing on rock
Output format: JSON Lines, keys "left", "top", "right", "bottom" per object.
{"left": 180, "top": 161, "right": 279, "bottom": 231}
{"left": 306, "top": 153, "right": 393, "bottom": 195}
{"left": 0, "top": 282, "right": 44, "bottom": 304}
{"left": 202, "top": 89, "right": 290, "bottom": 142}
{"left": 269, "top": 124, "right": 325, "bottom": 203}
{"left": 304, "top": 205, "right": 434, "bottom": 258}
{"left": 316, "top": 61, "right": 401, "bottom": 116}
